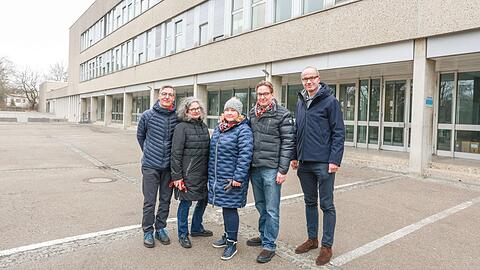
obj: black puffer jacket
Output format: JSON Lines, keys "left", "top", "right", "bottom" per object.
{"left": 249, "top": 99, "right": 295, "bottom": 174}
{"left": 170, "top": 119, "right": 210, "bottom": 201}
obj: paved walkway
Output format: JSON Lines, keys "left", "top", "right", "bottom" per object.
{"left": 1, "top": 123, "right": 479, "bottom": 269}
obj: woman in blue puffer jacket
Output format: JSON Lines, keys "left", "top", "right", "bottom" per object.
{"left": 208, "top": 97, "right": 253, "bottom": 261}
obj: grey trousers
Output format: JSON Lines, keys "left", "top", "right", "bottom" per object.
{"left": 141, "top": 166, "right": 173, "bottom": 233}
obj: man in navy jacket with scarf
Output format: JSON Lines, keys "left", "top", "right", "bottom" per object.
{"left": 137, "top": 86, "right": 177, "bottom": 248}
{"left": 291, "top": 66, "right": 345, "bottom": 266}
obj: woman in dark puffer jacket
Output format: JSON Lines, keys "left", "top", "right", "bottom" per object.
{"left": 171, "top": 97, "right": 212, "bottom": 249}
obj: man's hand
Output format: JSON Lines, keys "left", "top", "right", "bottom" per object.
{"left": 328, "top": 163, "right": 339, "bottom": 174}
{"left": 290, "top": 160, "right": 299, "bottom": 170}
{"left": 276, "top": 172, "right": 287, "bottom": 184}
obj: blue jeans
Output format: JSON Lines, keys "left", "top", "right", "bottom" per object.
{"left": 297, "top": 162, "right": 336, "bottom": 247}
{"left": 177, "top": 199, "right": 207, "bottom": 237}
{"left": 251, "top": 167, "right": 282, "bottom": 251}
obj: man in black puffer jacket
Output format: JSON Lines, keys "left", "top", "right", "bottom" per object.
{"left": 246, "top": 80, "right": 295, "bottom": 263}
{"left": 137, "top": 85, "right": 177, "bottom": 248}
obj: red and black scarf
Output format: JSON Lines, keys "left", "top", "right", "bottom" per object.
{"left": 255, "top": 101, "right": 274, "bottom": 118}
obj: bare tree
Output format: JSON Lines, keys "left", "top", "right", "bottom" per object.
{"left": 45, "top": 62, "right": 68, "bottom": 82}
{"left": 15, "top": 68, "right": 40, "bottom": 110}
{"left": 0, "top": 57, "right": 14, "bottom": 106}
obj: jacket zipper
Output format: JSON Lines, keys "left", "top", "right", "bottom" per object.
{"left": 212, "top": 133, "right": 220, "bottom": 207}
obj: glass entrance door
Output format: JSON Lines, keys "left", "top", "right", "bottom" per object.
{"left": 381, "top": 80, "right": 407, "bottom": 150}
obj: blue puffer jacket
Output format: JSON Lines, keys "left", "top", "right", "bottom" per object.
{"left": 207, "top": 118, "right": 253, "bottom": 208}
{"left": 136, "top": 101, "right": 177, "bottom": 170}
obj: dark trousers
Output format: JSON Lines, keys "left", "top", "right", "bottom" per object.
{"left": 297, "top": 162, "right": 336, "bottom": 247}
{"left": 141, "top": 166, "right": 173, "bottom": 233}
{"left": 222, "top": 208, "right": 239, "bottom": 241}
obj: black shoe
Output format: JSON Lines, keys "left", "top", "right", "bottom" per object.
{"left": 257, "top": 249, "right": 275, "bottom": 263}
{"left": 191, "top": 229, "right": 213, "bottom": 237}
{"left": 179, "top": 235, "right": 192, "bottom": 248}
{"left": 246, "top": 236, "right": 262, "bottom": 247}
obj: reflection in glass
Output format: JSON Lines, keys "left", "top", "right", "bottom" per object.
{"left": 438, "top": 74, "right": 454, "bottom": 124}
{"left": 357, "top": 126, "right": 366, "bottom": 143}
{"left": 304, "top": 0, "right": 324, "bottom": 14}
{"left": 384, "top": 81, "right": 405, "bottom": 122}
{"left": 369, "top": 79, "right": 380, "bottom": 121}
{"left": 252, "top": 0, "right": 266, "bottom": 29}
{"left": 345, "top": 125, "right": 354, "bottom": 142}
{"left": 329, "top": 84, "right": 336, "bottom": 98}
{"left": 275, "top": 0, "right": 292, "bottom": 22}
{"left": 455, "top": 131, "right": 480, "bottom": 154}
{"left": 220, "top": 90, "right": 233, "bottom": 113}
{"left": 208, "top": 91, "right": 219, "bottom": 116}
{"left": 368, "top": 126, "right": 378, "bottom": 144}
{"left": 437, "top": 129, "right": 451, "bottom": 151}
{"left": 97, "top": 96, "right": 105, "bottom": 121}
{"left": 207, "top": 118, "right": 218, "bottom": 129}
{"left": 383, "top": 127, "right": 404, "bottom": 146}
{"left": 339, "top": 83, "right": 355, "bottom": 121}
{"left": 359, "top": 80, "right": 368, "bottom": 121}
{"left": 287, "top": 84, "right": 302, "bottom": 118}
{"left": 456, "top": 72, "right": 480, "bottom": 125}
{"left": 234, "top": 89, "right": 249, "bottom": 115}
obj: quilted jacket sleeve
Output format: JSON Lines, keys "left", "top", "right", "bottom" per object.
{"left": 233, "top": 124, "right": 253, "bottom": 183}
{"left": 170, "top": 123, "right": 186, "bottom": 180}
{"left": 278, "top": 110, "right": 295, "bottom": 174}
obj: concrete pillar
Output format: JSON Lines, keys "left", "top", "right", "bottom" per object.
{"left": 91, "top": 97, "right": 98, "bottom": 122}
{"left": 123, "top": 92, "right": 133, "bottom": 129}
{"left": 270, "top": 75, "right": 283, "bottom": 103}
{"left": 194, "top": 76, "right": 208, "bottom": 107}
{"left": 105, "top": 95, "right": 112, "bottom": 126}
{"left": 409, "top": 38, "right": 436, "bottom": 176}
{"left": 150, "top": 88, "right": 159, "bottom": 107}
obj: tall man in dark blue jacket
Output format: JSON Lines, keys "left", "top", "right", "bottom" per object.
{"left": 291, "top": 67, "right": 345, "bottom": 266}
{"left": 137, "top": 86, "right": 177, "bottom": 248}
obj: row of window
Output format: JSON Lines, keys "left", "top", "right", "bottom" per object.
{"left": 80, "top": 0, "right": 161, "bottom": 51}
{"left": 80, "top": 0, "right": 351, "bottom": 82}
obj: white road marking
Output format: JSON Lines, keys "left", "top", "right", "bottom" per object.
{"left": 0, "top": 174, "right": 399, "bottom": 258}
{"left": 331, "top": 196, "right": 480, "bottom": 266}
{"left": 0, "top": 217, "right": 177, "bottom": 258}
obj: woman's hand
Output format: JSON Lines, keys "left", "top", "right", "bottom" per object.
{"left": 231, "top": 180, "right": 242, "bottom": 187}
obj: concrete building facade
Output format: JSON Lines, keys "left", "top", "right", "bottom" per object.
{"left": 42, "top": 0, "right": 480, "bottom": 174}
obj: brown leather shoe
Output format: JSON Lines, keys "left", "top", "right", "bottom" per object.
{"left": 316, "top": 246, "right": 332, "bottom": 266}
{"left": 294, "top": 238, "right": 318, "bottom": 254}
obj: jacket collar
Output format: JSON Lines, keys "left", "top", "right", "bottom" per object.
{"left": 298, "top": 83, "right": 331, "bottom": 104}
{"left": 153, "top": 101, "right": 176, "bottom": 114}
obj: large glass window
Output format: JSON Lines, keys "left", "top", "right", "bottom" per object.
{"left": 287, "top": 84, "right": 302, "bottom": 118}
{"left": 437, "top": 129, "right": 451, "bottom": 151}
{"left": 368, "top": 126, "right": 378, "bottom": 144}
{"left": 438, "top": 73, "right": 454, "bottom": 124}
{"left": 112, "top": 96, "right": 124, "bottom": 123}
{"left": 345, "top": 125, "right": 354, "bottom": 142}
{"left": 252, "top": 0, "right": 266, "bottom": 29}
{"left": 357, "top": 126, "right": 367, "bottom": 143}
{"left": 384, "top": 80, "right": 405, "bottom": 122}
{"left": 132, "top": 94, "right": 150, "bottom": 123}
{"left": 249, "top": 88, "right": 257, "bottom": 110}
{"left": 369, "top": 79, "right": 381, "bottom": 121}
{"left": 220, "top": 90, "right": 234, "bottom": 113}
{"left": 235, "top": 89, "right": 249, "bottom": 115}
{"left": 275, "top": 0, "right": 292, "bottom": 22}
{"left": 384, "top": 127, "right": 404, "bottom": 146}
{"left": 359, "top": 80, "right": 368, "bottom": 121}
{"left": 199, "top": 23, "right": 208, "bottom": 45}
{"left": 303, "top": 0, "right": 325, "bottom": 14}
{"left": 455, "top": 131, "right": 480, "bottom": 154}
{"left": 97, "top": 97, "right": 105, "bottom": 121}
{"left": 456, "top": 72, "right": 480, "bottom": 125}
{"left": 339, "top": 83, "right": 355, "bottom": 121}
{"left": 208, "top": 91, "right": 219, "bottom": 116}
{"left": 174, "top": 20, "right": 184, "bottom": 53}
{"left": 231, "top": 0, "right": 244, "bottom": 35}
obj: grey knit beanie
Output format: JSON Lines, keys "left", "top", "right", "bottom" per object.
{"left": 224, "top": 97, "right": 243, "bottom": 115}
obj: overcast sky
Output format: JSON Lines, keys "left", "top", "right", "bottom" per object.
{"left": 0, "top": 0, "right": 95, "bottom": 74}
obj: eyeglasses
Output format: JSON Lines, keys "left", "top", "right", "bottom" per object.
{"left": 301, "top": 76, "right": 319, "bottom": 82}
{"left": 188, "top": 107, "right": 201, "bottom": 112}
{"left": 257, "top": 92, "right": 272, "bottom": 97}
{"left": 160, "top": 92, "right": 175, "bottom": 98}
